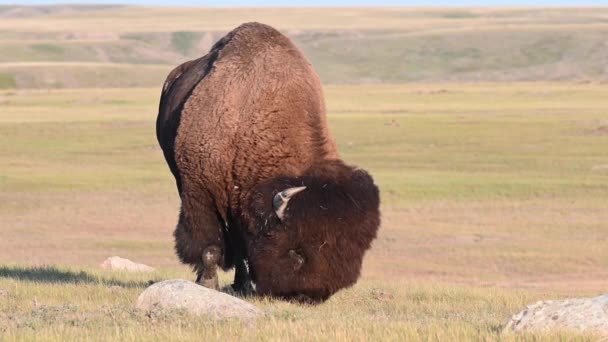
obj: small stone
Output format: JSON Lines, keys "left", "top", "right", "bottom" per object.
{"left": 135, "top": 279, "right": 263, "bottom": 321}
{"left": 0, "top": 289, "right": 7, "bottom": 298}
{"left": 100, "top": 256, "right": 155, "bottom": 272}
{"left": 504, "top": 294, "right": 608, "bottom": 335}
{"left": 370, "top": 288, "right": 394, "bottom": 301}
{"left": 109, "top": 285, "right": 123, "bottom": 293}
{"left": 592, "top": 165, "right": 608, "bottom": 171}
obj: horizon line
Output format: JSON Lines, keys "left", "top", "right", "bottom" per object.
{"left": 2, "top": 3, "right": 608, "bottom": 7}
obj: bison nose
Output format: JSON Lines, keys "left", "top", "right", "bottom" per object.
{"left": 288, "top": 250, "right": 305, "bottom": 270}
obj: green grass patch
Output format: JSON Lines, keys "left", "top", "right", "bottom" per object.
{"left": 30, "top": 43, "right": 65, "bottom": 56}
{"left": 0, "top": 72, "right": 16, "bottom": 89}
{"left": 170, "top": 31, "right": 200, "bottom": 56}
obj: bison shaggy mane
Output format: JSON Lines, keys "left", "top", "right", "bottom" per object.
{"left": 245, "top": 160, "right": 380, "bottom": 303}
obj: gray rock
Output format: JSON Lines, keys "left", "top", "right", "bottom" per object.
{"left": 135, "top": 279, "right": 263, "bottom": 320}
{"left": 100, "top": 256, "right": 155, "bottom": 272}
{"left": 504, "top": 295, "right": 608, "bottom": 335}
{"left": 108, "top": 285, "right": 123, "bottom": 293}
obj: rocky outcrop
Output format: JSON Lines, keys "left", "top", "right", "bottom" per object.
{"left": 504, "top": 295, "right": 608, "bottom": 335}
{"left": 135, "top": 279, "right": 263, "bottom": 320}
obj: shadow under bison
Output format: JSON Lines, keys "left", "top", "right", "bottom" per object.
{"left": 0, "top": 265, "right": 149, "bottom": 288}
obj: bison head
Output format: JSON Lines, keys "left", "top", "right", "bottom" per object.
{"left": 244, "top": 160, "right": 380, "bottom": 303}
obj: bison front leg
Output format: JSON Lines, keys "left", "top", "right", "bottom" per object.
{"left": 174, "top": 191, "right": 225, "bottom": 290}
{"left": 232, "top": 257, "right": 254, "bottom": 295}
{"left": 225, "top": 223, "right": 254, "bottom": 295}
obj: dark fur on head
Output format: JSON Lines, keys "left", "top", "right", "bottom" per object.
{"left": 244, "top": 160, "right": 380, "bottom": 303}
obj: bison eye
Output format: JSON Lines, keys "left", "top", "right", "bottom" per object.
{"left": 288, "top": 249, "right": 305, "bottom": 270}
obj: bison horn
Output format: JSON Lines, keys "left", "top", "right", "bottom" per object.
{"left": 273, "top": 186, "right": 306, "bottom": 220}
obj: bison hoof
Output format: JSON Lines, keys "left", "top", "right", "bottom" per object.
{"left": 201, "top": 276, "right": 219, "bottom": 290}
{"left": 292, "top": 293, "right": 316, "bottom": 304}
{"left": 288, "top": 250, "right": 305, "bottom": 270}
{"left": 196, "top": 272, "right": 219, "bottom": 290}
{"left": 232, "top": 281, "right": 255, "bottom": 296}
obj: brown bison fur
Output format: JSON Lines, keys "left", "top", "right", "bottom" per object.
{"left": 244, "top": 160, "right": 380, "bottom": 303}
{"left": 156, "top": 22, "right": 380, "bottom": 299}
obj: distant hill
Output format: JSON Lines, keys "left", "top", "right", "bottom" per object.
{"left": 0, "top": 6, "right": 607, "bottom": 88}
{"left": 0, "top": 5, "right": 124, "bottom": 18}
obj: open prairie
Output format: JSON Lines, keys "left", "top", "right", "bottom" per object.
{"left": 1, "top": 5, "right": 608, "bottom": 341}
{"left": 1, "top": 83, "right": 607, "bottom": 340}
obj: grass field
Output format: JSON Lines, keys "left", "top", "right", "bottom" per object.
{"left": 1, "top": 82, "right": 607, "bottom": 340}
{"left": 1, "top": 4, "right": 608, "bottom": 341}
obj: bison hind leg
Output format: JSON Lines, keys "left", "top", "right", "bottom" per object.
{"left": 194, "top": 245, "right": 221, "bottom": 289}
{"left": 173, "top": 206, "right": 224, "bottom": 290}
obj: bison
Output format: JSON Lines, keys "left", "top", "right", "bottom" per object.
{"left": 156, "top": 22, "right": 380, "bottom": 302}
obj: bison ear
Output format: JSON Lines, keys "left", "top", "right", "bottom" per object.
{"left": 273, "top": 186, "right": 306, "bottom": 221}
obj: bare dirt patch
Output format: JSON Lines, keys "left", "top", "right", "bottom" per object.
{"left": 364, "top": 200, "right": 608, "bottom": 292}
{"left": 590, "top": 125, "right": 608, "bottom": 135}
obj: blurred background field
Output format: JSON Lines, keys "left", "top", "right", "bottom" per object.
{"left": 1, "top": 6, "right": 608, "bottom": 88}
{"left": 0, "top": 5, "right": 607, "bottom": 341}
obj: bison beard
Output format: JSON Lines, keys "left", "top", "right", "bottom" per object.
{"left": 156, "top": 22, "right": 381, "bottom": 303}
